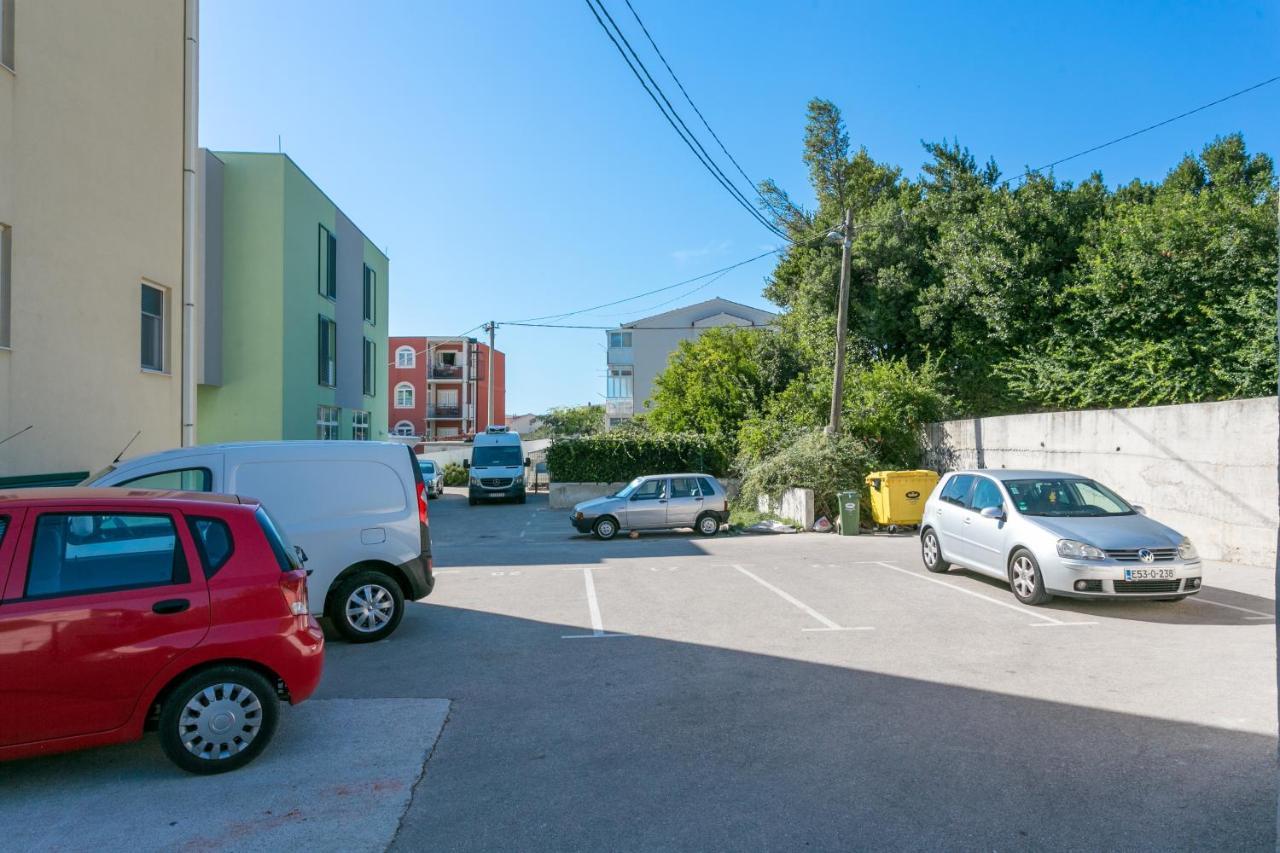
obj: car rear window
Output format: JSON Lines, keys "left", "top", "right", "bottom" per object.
{"left": 940, "top": 474, "right": 975, "bottom": 507}
{"left": 254, "top": 507, "right": 299, "bottom": 572}
{"left": 697, "top": 477, "right": 718, "bottom": 497}
{"left": 187, "top": 516, "right": 234, "bottom": 578}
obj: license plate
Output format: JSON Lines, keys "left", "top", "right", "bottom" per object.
{"left": 1124, "top": 568, "right": 1176, "bottom": 581}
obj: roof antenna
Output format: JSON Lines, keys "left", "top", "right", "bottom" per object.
{"left": 0, "top": 424, "right": 33, "bottom": 449}
{"left": 112, "top": 430, "right": 142, "bottom": 464}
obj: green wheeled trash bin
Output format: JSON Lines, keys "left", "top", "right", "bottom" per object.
{"left": 837, "top": 490, "right": 860, "bottom": 536}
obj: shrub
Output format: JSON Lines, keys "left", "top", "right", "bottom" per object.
{"left": 442, "top": 462, "right": 468, "bottom": 487}
{"left": 737, "top": 429, "right": 873, "bottom": 521}
{"left": 547, "top": 432, "right": 730, "bottom": 483}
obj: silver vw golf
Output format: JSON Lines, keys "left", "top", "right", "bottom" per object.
{"left": 919, "top": 470, "right": 1202, "bottom": 605}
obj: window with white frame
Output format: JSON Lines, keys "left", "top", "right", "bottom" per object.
{"left": 608, "top": 331, "right": 632, "bottom": 348}
{"left": 0, "top": 223, "right": 10, "bottom": 348}
{"left": 606, "top": 366, "right": 633, "bottom": 399}
{"left": 316, "top": 405, "right": 340, "bottom": 440}
{"left": 395, "top": 346, "right": 416, "bottom": 368}
{"left": 395, "top": 382, "right": 415, "bottom": 409}
{"left": 351, "top": 410, "right": 370, "bottom": 440}
{"left": 140, "top": 283, "right": 166, "bottom": 371}
{"left": 393, "top": 420, "right": 416, "bottom": 437}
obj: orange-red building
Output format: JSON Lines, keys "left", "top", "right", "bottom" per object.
{"left": 388, "top": 336, "right": 506, "bottom": 442}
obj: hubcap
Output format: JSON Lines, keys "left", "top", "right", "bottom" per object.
{"left": 599, "top": 521, "right": 614, "bottom": 537}
{"left": 923, "top": 535, "right": 939, "bottom": 565}
{"left": 1012, "top": 556, "right": 1037, "bottom": 598}
{"left": 701, "top": 518, "right": 717, "bottom": 533}
{"left": 179, "top": 682, "right": 263, "bottom": 761}
{"left": 346, "top": 584, "right": 395, "bottom": 632}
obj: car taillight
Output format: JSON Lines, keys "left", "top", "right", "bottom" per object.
{"left": 417, "top": 481, "right": 428, "bottom": 526}
{"left": 279, "top": 570, "right": 309, "bottom": 621}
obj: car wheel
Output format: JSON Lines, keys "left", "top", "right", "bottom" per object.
{"left": 1008, "top": 548, "right": 1051, "bottom": 605}
{"left": 593, "top": 516, "right": 618, "bottom": 540}
{"left": 696, "top": 514, "right": 720, "bottom": 536}
{"left": 921, "top": 528, "right": 950, "bottom": 573}
{"left": 468, "top": 497, "right": 478, "bottom": 506}
{"left": 516, "top": 493, "right": 527, "bottom": 505}
{"left": 329, "top": 570, "right": 405, "bottom": 643}
{"left": 159, "top": 665, "right": 279, "bottom": 775}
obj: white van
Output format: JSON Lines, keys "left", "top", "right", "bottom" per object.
{"left": 465, "top": 425, "right": 529, "bottom": 505}
{"left": 86, "top": 441, "right": 433, "bottom": 643}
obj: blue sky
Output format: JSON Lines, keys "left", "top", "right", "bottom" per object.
{"left": 201, "top": 0, "right": 1279, "bottom": 414}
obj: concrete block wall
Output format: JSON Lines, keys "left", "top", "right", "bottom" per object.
{"left": 924, "top": 396, "right": 1278, "bottom": 568}
{"left": 758, "top": 487, "right": 816, "bottom": 530}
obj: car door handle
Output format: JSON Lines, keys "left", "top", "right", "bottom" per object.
{"left": 694, "top": 497, "right": 703, "bottom": 501}
{"left": 152, "top": 598, "right": 190, "bottom": 615}
{"left": 962, "top": 517, "right": 972, "bottom": 525}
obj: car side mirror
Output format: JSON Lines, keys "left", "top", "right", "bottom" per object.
{"left": 980, "top": 506, "right": 1005, "bottom": 520}
{"left": 1132, "top": 504, "right": 1146, "bottom": 515}
{"left": 525, "top": 457, "right": 531, "bottom": 467}
{"left": 463, "top": 460, "right": 470, "bottom": 470}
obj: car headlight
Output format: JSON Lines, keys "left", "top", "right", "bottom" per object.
{"left": 1178, "top": 537, "right": 1198, "bottom": 560}
{"left": 514, "top": 474, "right": 524, "bottom": 484}
{"left": 470, "top": 475, "right": 481, "bottom": 485}
{"left": 1057, "top": 539, "right": 1105, "bottom": 560}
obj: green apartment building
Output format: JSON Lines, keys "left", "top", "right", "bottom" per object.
{"left": 198, "top": 151, "right": 389, "bottom": 442}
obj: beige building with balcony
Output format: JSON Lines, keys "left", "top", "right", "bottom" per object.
{"left": 0, "top": 1, "right": 192, "bottom": 483}
{"left": 605, "top": 297, "right": 777, "bottom": 427}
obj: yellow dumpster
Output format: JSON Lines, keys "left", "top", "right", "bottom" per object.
{"left": 865, "top": 470, "right": 940, "bottom": 530}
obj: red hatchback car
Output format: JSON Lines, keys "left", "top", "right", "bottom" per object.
{"left": 0, "top": 488, "right": 325, "bottom": 774}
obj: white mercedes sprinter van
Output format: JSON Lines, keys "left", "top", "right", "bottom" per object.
{"left": 86, "top": 441, "right": 433, "bottom": 643}
{"left": 465, "top": 425, "right": 529, "bottom": 505}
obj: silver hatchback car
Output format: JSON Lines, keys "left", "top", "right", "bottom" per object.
{"left": 571, "top": 474, "right": 730, "bottom": 540}
{"left": 920, "top": 469, "right": 1203, "bottom": 605}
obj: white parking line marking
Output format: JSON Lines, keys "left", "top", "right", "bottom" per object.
{"left": 1187, "top": 596, "right": 1274, "bottom": 620}
{"left": 870, "top": 561, "right": 1095, "bottom": 627}
{"left": 561, "top": 567, "right": 630, "bottom": 639}
{"left": 732, "top": 564, "right": 871, "bottom": 632}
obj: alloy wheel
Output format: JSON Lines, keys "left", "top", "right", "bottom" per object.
{"left": 178, "top": 682, "right": 264, "bottom": 761}
{"left": 1011, "top": 556, "right": 1037, "bottom": 599}
{"left": 923, "top": 533, "right": 939, "bottom": 566}
{"left": 346, "top": 583, "right": 396, "bottom": 633}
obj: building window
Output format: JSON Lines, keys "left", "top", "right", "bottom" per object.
{"left": 0, "top": 223, "right": 10, "bottom": 348}
{"left": 362, "top": 264, "right": 376, "bottom": 323}
{"left": 395, "top": 346, "right": 416, "bottom": 368}
{"left": 352, "top": 410, "right": 370, "bottom": 440}
{"left": 318, "top": 315, "right": 337, "bottom": 386}
{"left": 608, "top": 331, "right": 632, "bottom": 348}
{"left": 140, "top": 283, "right": 166, "bottom": 372}
{"left": 318, "top": 224, "right": 336, "bottom": 300}
{"left": 395, "top": 382, "right": 415, "bottom": 409}
{"left": 362, "top": 338, "right": 376, "bottom": 397}
{"left": 316, "top": 405, "right": 340, "bottom": 440}
{"left": 607, "top": 366, "right": 633, "bottom": 399}
{"left": 393, "top": 420, "right": 416, "bottom": 437}
{"left": 440, "top": 351, "right": 456, "bottom": 366}
{"left": 1, "top": 0, "right": 13, "bottom": 71}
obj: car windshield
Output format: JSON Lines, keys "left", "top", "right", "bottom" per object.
{"left": 471, "top": 446, "right": 522, "bottom": 468}
{"left": 418, "top": 460, "right": 436, "bottom": 474}
{"left": 1004, "top": 478, "right": 1135, "bottom": 517}
{"left": 613, "top": 477, "right": 645, "bottom": 498}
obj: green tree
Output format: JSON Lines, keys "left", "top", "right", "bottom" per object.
{"left": 533, "top": 404, "right": 605, "bottom": 437}
{"left": 647, "top": 327, "right": 801, "bottom": 438}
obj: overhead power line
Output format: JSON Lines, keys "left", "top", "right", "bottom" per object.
{"left": 1003, "top": 72, "right": 1280, "bottom": 187}
{"left": 504, "top": 320, "right": 773, "bottom": 331}
{"left": 504, "top": 247, "right": 781, "bottom": 324}
{"left": 620, "top": 0, "right": 783, "bottom": 219}
{"left": 583, "top": 0, "right": 788, "bottom": 241}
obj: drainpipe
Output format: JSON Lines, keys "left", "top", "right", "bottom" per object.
{"left": 180, "top": 0, "right": 199, "bottom": 446}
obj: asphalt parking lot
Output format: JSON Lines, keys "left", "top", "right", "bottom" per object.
{"left": 5, "top": 488, "right": 1276, "bottom": 851}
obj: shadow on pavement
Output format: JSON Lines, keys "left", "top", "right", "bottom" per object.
{"left": 326, "top": 602, "right": 1278, "bottom": 852}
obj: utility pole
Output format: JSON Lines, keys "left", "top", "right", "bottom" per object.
{"left": 485, "top": 321, "right": 496, "bottom": 430}
{"left": 826, "top": 207, "right": 853, "bottom": 435}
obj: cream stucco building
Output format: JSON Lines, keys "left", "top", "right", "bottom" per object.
{"left": 0, "top": 1, "right": 192, "bottom": 483}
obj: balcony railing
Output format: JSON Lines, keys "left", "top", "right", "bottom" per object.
{"left": 427, "top": 405, "right": 463, "bottom": 419}
{"left": 607, "top": 346, "right": 633, "bottom": 366}
{"left": 430, "top": 364, "right": 463, "bottom": 379}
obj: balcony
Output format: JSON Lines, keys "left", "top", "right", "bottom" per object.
{"left": 607, "top": 346, "right": 633, "bottom": 366}
{"left": 427, "top": 405, "right": 463, "bottom": 419}
{"left": 605, "top": 398, "right": 633, "bottom": 418}
{"left": 430, "top": 364, "right": 463, "bottom": 379}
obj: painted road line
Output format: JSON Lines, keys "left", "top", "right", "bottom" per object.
{"left": 871, "top": 561, "right": 1096, "bottom": 627}
{"left": 732, "top": 564, "right": 872, "bottom": 632}
{"left": 562, "top": 567, "right": 630, "bottom": 639}
{"left": 1187, "top": 596, "right": 1274, "bottom": 620}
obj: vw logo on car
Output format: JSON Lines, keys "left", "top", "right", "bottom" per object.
{"left": 1138, "top": 548, "right": 1155, "bottom": 563}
